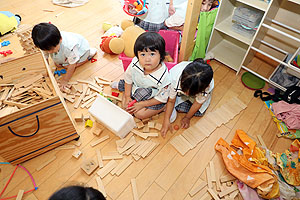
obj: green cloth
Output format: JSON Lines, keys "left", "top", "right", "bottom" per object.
{"left": 191, "top": 8, "right": 218, "bottom": 60}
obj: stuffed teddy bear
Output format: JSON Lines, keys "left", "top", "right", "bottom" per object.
{"left": 100, "top": 19, "right": 145, "bottom": 57}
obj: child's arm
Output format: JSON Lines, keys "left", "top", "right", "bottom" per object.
{"left": 123, "top": 82, "right": 133, "bottom": 109}
{"left": 181, "top": 101, "right": 202, "bottom": 129}
{"left": 126, "top": 97, "right": 162, "bottom": 114}
{"left": 161, "top": 97, "right": 176, "bottom": 137}
{"left": 58, "top": 63, "right": 76, "bottom": 88}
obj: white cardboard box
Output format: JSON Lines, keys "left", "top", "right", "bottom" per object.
{"left": 89, "top": 95, "right": 135, "bottom": 138}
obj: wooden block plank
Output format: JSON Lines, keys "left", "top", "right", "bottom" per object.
{"left": 125, "top": 141, "right": 142, "bottom": 155}
{"left": 90, "top": 135, "right": 110, "bottom": 147}
{"left": 95, "top": 76, "right": 111, "bottom": 85}
{"left": 181, "top": 131, "right": 197, "bottom": 148}
{"left": 74, "top": 113, "right": 84, "bottom": 122}
{"left": 170, "top": 136, "right": 188, "bottom": 156}
{"left": 72, "top": 84, "right": 82, "bottom": 93}
{"left": 132, "top": 153, "right": 141, "bottom": 161}
{"left": 216, "top": 176, "right": 222, "bottom": 192}
{"left": 189, "top": 180, "right": 207, "bottom": 197}
{"left": 102, "top": 153, "right": 123, "bottom": 160}
{"left": 131, "top": 129, "right": 148, "bottom": 139}
{"left": 213, "top": 108, "right": 231, "bottom": 124}
{"left": 154, "top": 123, "right": 162, "bottom": 130}
{"left": 175, "top": 135, "right": 191, "bottom": 153}
{"left": 3, "top": 100, "right": 28, "bottom": 108}
{"left": 146, "top": 132, "right": 159, "bottom": 137}
{"left": 148, "top": 121, "right": 155, "bottom": 129}
{"left": 199, "top": 192, "right": 212, "bottom": 200}
{"left": 206, "top": 166, "right": 213, "bottom": 189}
{"left": 207, "top": 188, "right": 221, "bottom": 200}
{"left": 257, "top": 135, "right": 267, "bottom": 148}
{"left": 178, "top": 135, "right": 193, "bottom": 150}
{"left": 116, "top": 158, "right": 133, "bottom": 176}
{"left": 96, "top": 177, "right": 107, "bottom": 197}
{"left": 96, "top": 76, "right": 112, "bottom": 83}
{"left": 136, "top": 121, "right": 145, "bottom": 129}
{"left": 81, "top": 159, "right": 98, "bottom": 175}
{"left": 117, "top": 136, "right": 136, "bottom": 154}
{"left": 220, "top": 174, "right": 236, "bottom": 183}
{"left": 229, "top": 190, "right": 239, "bottom": 199}
{"left": 16, "top": 189, "right": 24, "bottom": 200}
{"left": 136, "top": 141, "right": 152, "bottom": 156}
{"left": 200, "top": 117, "right": 217, "bottom": 134}
{"left": 0, "top": 87, "right": 10, "bottom": 101}
{"left": 97, "top": 160, "right": 118, "bottom": 178}
{"left": 209, "top": 161, "right": 216, "bottom": 182}
{"left": 72, "top": 150, "right": 82, "bottom": 159}
{"left": 81, "top": 96, "right": 96, "bottom": 108}
{"left": 231, "top": 97, "right": 247, "bottom": 109}
{"left": 205, "top": 112, "right": 223, "bottom": 127}
{"left": 36, "top": 156, "right": 56, "bottom": 171}
{"left": 219, "top": 105, "right": 236, "bottom": 119}
{"left": 218, "top": 184, "right": 238, "bottom": 198}
{"left": 111, "top": 158, "right": 130, "bottom": 175}
{"left": 131, "top": 178, "right": 139, "bottom": 200}
{"left": 116, "top": 132, "right": 133, "bottom": 148}
{"left": 194, "top": 120, "right": 215, "bottom": 136}
{"left": 96, "top": 149, "right": 104, "bottom": 168}
{"left": 142, "top": 124, "right": 149, "bottom": 133}
{"left": 142, "top": 142, "right": 158, "bottom": 158}
{"left": 74, "top": 84, "right": 88, "bottom": 108}
{"left": 132, "top": 140, "right": 148, "bottom": 155}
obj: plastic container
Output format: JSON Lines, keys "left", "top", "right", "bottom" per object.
{"left": 123, "top": 0, "right": 148, "bottom": 17}
{"left": 287, "top": 47, "right": 300, "bottom": 79}
{"left": 119, "top": 29, "right": 180, "bottom": 71}
{"left": 232, "top": 6, "right": 263, "bottom": 29}
{"left": 232, "top": 22, "right": 256, "bottom": 38}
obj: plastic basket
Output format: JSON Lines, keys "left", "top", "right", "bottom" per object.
{"left": 123, "top": 0, "right": 148, "bottom": 17}
{"left": 119, "top": 30, "right": 180, "bottom": 71}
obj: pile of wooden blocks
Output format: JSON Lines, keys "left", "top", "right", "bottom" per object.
{"left": 170, "top": 97, "right": 247, "bottom": 156}
{"left": 59, "top": 76, "right": 120, "bottom": 109}
{"left": 16, "top": 24, "right": 40, "bottom": 55}
{"left": 189, "top": 161, "right": 240, "bottom": 200}
{"left": 0, "top": 74, "right": 55, "bottom": 117}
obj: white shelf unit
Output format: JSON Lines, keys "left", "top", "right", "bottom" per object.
{"left": 207, "top": 0, "right": 300, "bottom": 91}
{"left": 241, "top": 0, "right": 300, "bottom": 91}
{"left": 207, "top": 0, "right": 268, "bottom": 71}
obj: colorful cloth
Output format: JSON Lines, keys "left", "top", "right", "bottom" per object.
{"left": 215, "top": 130, "right": 279, "bottom": 199}
{"left": 272, "top": 101, "right": 300, "bottom": 130}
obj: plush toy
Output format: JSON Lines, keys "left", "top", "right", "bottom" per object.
{"left": 100, "top": 20, "right": 145, "bottom": 57}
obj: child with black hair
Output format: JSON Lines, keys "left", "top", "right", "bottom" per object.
{"left": 111, "top": 31, "right": 171, "bottom": 119}
{"left": 49, "top": 185, "right": 106, "bottom": 200}
{"left": 32, "top": 23, "right": 97, "bottom": 91}
{"left": 161, "top": 58, "right": 214, "bottom": 137}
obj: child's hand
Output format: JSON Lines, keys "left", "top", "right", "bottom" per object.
{"left": 181, "top": 116, "right": 191, "bottom": 129}
{"left": 161, "top": 121, "right": 173, "bottom": 138}
{"left": 122, "top": 96, "right": 132, "bottom": 109}
{"left": 58, "top": 79, "right": 71, "bottom": 93}
{"left": 126, "top": 101, "right": 144, "bottom": 114}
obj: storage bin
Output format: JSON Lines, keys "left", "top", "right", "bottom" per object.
{"left": 232, "top": 6, "right": 263, "bottom": 29}
{"left": 119, "top": 29, "right": 180, "bottom": 71}
{"left": 0, "top": 52, "right": 78, "bottom": 164}
{"left": 232, "top": 22, "right": 256, "bottom": 38}
{"left": 287, "top": 47, "right": 300, "bottom": 79}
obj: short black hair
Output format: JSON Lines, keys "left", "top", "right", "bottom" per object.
{"left": 48, "top": 186, "right": 106, "bottom": 200}
{"left": 180, "top": 58, "right": 213, "bottom": 96}
{"left": 134, "top": 31, "right": 166, "bottom": 63}
{"left": 32, "top": 23, "right": 62, "bottom": 51}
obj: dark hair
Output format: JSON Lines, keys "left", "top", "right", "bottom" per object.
{"left": 48, "top": 186, "right": 106, "bottom": 200}
{"left": 134, "top": 32, "right": 166, "bottom": 63}
{"left": 32, "top": 23, "right": 62, "bottom": 51}
{"left": 180, "top": 58, "right": 213, "bottom": 96}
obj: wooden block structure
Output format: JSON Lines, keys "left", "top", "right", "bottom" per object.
{"left": 170, "top": 97, "right": 247, "bottom": 156}
{"left": 16, "top": 24, "right": 40, "bottom": 55}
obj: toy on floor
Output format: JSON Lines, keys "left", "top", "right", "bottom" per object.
{"left": 54, "top": 68, "right": 66, "bottom": 76}
{"left": 0, "top": 50, "right": 12, "bottom": 56}
{"left": 1, "top": 40, "right": 10, "bottom": 47}
{"left": 123, "top": 0, "right": 148, "bottom": 17}
{"left": 0, "top": 11, "right": 21, "bottom": 36}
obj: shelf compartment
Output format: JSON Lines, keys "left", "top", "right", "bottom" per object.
{"left": 208, "top": 30, "right": 248, "bottom": 71}
{"left": 236, "top": 0, "right": 270, "bottom": 11}
{"left": 215, "top": 16, "right": 253, "bottom": 45}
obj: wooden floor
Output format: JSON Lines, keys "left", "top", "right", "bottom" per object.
{"left": 0, "top": 0, "right": 292, "bottom": 199}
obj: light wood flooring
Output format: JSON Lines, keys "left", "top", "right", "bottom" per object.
{"left": 0, "top": 0, "right": 292, "bottom": 199}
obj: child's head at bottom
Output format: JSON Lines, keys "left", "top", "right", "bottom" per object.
{"left": 134, "top": 32, "right": 166, "bottom": 65}
{"left": 181, "top": 58, "right": 213, "bottom": 96}
{"left": 48, "top": 185, "right": 106, "bottom": 200}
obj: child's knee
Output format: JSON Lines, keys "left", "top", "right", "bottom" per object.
{"left": 134, "top": 111, "right": 146, "bottom": 120}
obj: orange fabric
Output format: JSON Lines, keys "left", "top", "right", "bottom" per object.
{"left": 215, "top": 130, "right": 279, "bottom": 199}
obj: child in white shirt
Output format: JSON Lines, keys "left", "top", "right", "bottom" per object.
{"left": 111, "top": 31, "right": 171, "bottom": 119}
{"left": 161, "top": 58, "right": 214, "bottom": 137}
{"left": 32, "top": 23, "right": 97, "bottom": 91}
